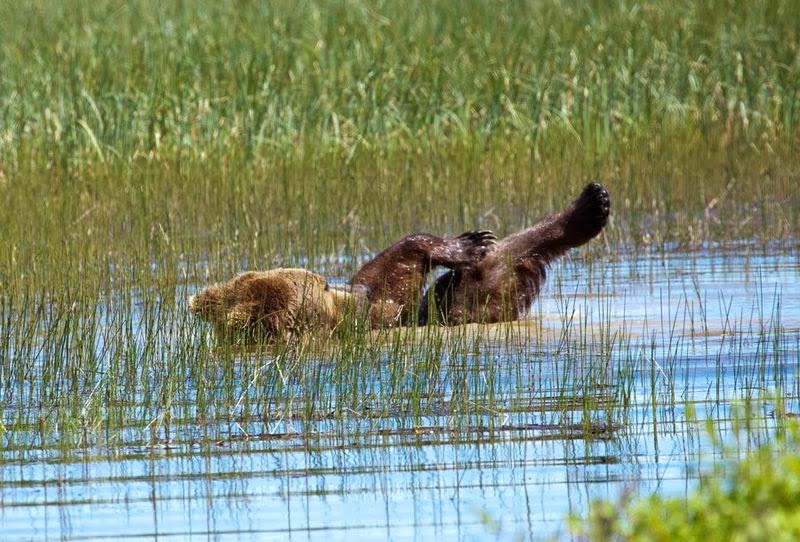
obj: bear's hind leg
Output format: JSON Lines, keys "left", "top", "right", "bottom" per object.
{"left": 498, "top": 182, "right": 610, "bottom": 264}
{"left": 560, "top": 181, "right": 611, "bottom": 248}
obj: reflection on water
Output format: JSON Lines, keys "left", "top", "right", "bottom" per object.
{"left": 2, "top": 247, "right": 799, "bottom": 540}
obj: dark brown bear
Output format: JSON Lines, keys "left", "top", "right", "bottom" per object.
{"left": 421, "top": 182, "right": 610, "bottom": 324}
{"left": 189, "top": 182, "right": 608, "bottom": 337}
{"left": 350, "top": 230, "right": 497, "bottom": 327}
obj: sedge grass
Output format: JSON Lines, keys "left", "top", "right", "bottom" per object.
{"left": 1, "top": 0, "right": 798, "bottom": 298}
{"left": 2, "top": 0, "right": 798, "bottom": 157}
{"left": 0, "top": 0, "right": 797, "bottom": 486}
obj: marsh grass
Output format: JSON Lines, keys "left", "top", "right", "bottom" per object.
{"left": 4, "top": 269, "right": 790, "bottom": 460}
{"left": 0, "top": 2, "right": 798, "bottom": 521}
{"left": 3, "top": 1, "right": 799, "bottom": 153}
{"left": 2, "top": 0, "right": 798, "bottom": 288}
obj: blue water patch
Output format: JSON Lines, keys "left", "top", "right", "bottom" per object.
{"left": 1, "top": 247, "right": 798, "bottom": 540}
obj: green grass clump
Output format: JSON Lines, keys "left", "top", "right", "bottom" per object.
{"left": 2, "top": 0, "right": 798, "bottom": 304}
{"left": 2, "top": 0, "right": 798, "bottom": 161}
{"left": 571, "top": 425, "right": 800, "bottom": 541}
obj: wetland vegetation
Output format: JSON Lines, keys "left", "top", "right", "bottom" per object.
{"left": 1, "top": 0, "right": 799, "bottom": 539}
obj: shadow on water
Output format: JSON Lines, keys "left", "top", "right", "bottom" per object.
{"left": 1, "top": 246, "right": 799, "bottom": 540}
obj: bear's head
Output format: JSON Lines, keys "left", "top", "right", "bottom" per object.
{"left": 190, "top": 269, "right": 371, "bottom": 340}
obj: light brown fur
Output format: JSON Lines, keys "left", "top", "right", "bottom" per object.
{"left": 189, "top": 268, "right": 365, "bottom": 340}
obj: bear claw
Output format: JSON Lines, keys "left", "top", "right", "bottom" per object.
{"left": 573, "top": 181, "right": 610, "bottom": 230}
{"left": 456, "top": 229, "right": 497, "bottom": 260}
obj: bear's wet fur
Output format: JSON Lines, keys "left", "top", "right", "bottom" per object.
{"left": 421, "top": 182, "right": 610, "bottom": 324}
{"left": 350, "top": 230, "right": 497, "bottom": 327}
{"left": 189, "top": 230, "right": 497, "bottom": 339}
{"left": 189, "top": 182, "right": 609, "bottom": 338}
{"left": 189, "top": 268, "right": 367, "bottom": 340}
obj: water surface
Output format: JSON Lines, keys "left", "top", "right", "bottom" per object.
{"left": 2, "top": 247, "right": 799, "bottom": 540}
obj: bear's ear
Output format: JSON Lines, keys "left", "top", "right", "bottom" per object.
{"left": 189, "top": 289, "right": 218, "bottom": 317}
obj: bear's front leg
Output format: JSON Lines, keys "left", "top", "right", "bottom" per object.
{"left": 429, "top": 229, "right": 497, "bottom": 267}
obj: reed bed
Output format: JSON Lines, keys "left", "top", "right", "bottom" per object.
{"left": 3, "top": 0, "right": 798, "bottom": 291}
{"left": 3, "top": 0, "right": 798, "bottom": 153}
{"left": 2, "top": 262, "right": 794, "bottom": 458}
{"left": 0, "top": 0, "right": 798, "bottom": 463}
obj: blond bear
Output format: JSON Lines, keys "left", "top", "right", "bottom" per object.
{"left": 188, "top": 268, "right": 366, "bottom": 340}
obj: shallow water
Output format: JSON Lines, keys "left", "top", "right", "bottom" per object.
{"left": 2, "top": 247, "right": 799, "bottom": 541}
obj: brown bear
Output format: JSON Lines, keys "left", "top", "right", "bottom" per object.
{"left": 420, "top": 181, "right": 610, "bottom": 324}
{"left": 189, "top": 182, "right": 609, "bottom": 338}
{"left": 188, "top": 268, "right": 367, "bottom": 340}
{"left": 349, "top": 229, "right": 497, "bottom": 327}
{"left": 189, "top": 231, "right": 497, "bottom": 338}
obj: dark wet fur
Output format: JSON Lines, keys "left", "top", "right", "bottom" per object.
{"left": 350, "top": 230, "right": 496, "bottom": 327}
{"left": 421, "top": 182, "right": 610, "bottom": 324}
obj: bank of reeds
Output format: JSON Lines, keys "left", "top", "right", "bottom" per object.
{"left": 1, "top": 0, "right": 798, "bottom": 455}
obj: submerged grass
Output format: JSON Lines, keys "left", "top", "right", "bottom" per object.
{"left": 2, "top": 266, "right": 792, "bottom": 457}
